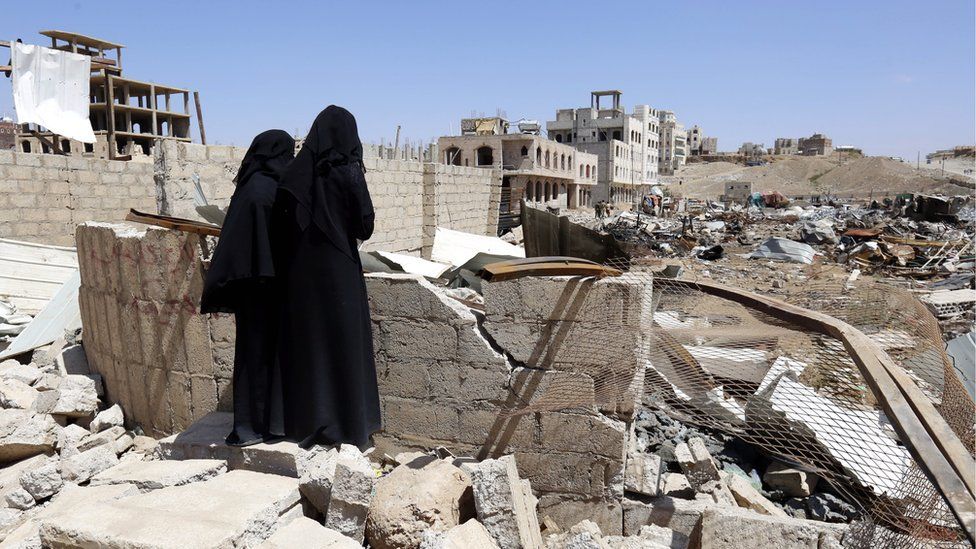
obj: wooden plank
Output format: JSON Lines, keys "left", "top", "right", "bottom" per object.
{"left": 125, "top": 209, "right": 221, "bottom": 237}
{"left": 665, "top": 278, "right": 976, "bottom": 543}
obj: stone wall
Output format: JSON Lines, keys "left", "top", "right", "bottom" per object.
{"left": 1, "top": 144, "right": 499, "bottom": 254}
{"left": 76, "top": 223, "right": 232, "bottom": 438}
{"left": 0, "top": 150, "right": 156, "bottom": 246}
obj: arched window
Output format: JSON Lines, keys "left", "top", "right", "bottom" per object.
{"left": 613, "top": 130, "right": 621, "bottom": 140}
{"left": 536, "top": 147, "right": 542, "bottom": 166}
{"left": 545, "top": 151, "right": 550, "bottom": 168}
{"left": 536, "top": 181, "right": 543, "bottom": 201}
{"left": 525, "top": 181, "right": 533, "bottom": 200}
{"left": 521, "top": 146, "right": 528, "bottom": 157}
{"left": 544, "top": 182, "right": 551, "bottom": 200}
{"left": 579, "top": 165, "right": 584, "bottom": 177}
{"left": 560, "top": 154, "right": 566, "bottom": 170}
{"left": 585, "top": 165, "right": 591, "bottom": 178}
{"left": 445, "top": 147, "right": 462, "bottom": 166}
{"left": 476, "top": 146, "right": 494, "bottom": 166}
{"left": 555, "top": 134, "right": 562, "bottom": 143}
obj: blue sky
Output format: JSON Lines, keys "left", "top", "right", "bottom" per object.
{"left": 4, "top": 0, "right": 974, "bottom": 160}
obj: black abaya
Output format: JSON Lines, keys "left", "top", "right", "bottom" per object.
{"left": 274, "top": 106, "right": 380, "bottom": 448}
{"left": 200, "top": 129, "right": 294, "bottom": 445}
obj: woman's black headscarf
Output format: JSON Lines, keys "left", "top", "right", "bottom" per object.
{"left": 234, "top": 129, "right": 296, "bottom": 186}
{"left": 278, "top": 106, "right": 370, "bottom": 261}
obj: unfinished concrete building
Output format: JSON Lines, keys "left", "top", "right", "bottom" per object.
{"left": 657, "top": 110, "right": 686, "bottom": 175}
{"left": 5, "top": 30, "right": 200, "bottom": 161}
{"left": 437, "top": 128, "right": 598, "bottom": 212}
{"left": 686, "top": 125, "right": 718, "bottom": 156}
{"left": 774, "top": 137, "right": 799, "bottom": 155}
{"left": 798, "top": 133, "right": 833, "bottom": 156}
{"left": 547, "top": 91, "right": 660, "bottom": 204}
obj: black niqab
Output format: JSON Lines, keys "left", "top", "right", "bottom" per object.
{"left": 273, "top": 106, "right": 379, "bottom": 448}
{"left": 201, "top": 129, "right": 295, "bottom": 314}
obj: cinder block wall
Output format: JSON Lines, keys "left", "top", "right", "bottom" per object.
{"left": 76, "top": 223, "right": 232, "bottom": 438}
{"left": 0, "top": 150, "right": 156, "bottom": 246}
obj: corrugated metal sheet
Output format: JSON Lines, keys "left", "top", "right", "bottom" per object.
{"left": 0, "top": 270, "right": 81, "bottom": 360}
{"left": 0, "top": 239, "right": 78, "bottom": 314}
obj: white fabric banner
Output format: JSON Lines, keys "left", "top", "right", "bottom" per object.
{"left": 11, "top": 42, "right": 95, "bottom": 143}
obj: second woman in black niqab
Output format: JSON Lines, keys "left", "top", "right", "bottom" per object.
{"left": 273, "top": 106, "right": 380, "bottom": 449}
{"left": 201, "top": 129, "right": 295, "bottom": 446}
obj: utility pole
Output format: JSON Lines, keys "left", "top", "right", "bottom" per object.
{"left": 916, "top": 151, "right": 920, "bottom": 170}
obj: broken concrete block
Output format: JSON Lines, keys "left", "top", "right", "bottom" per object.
{"left": 90, "top": 458, "right": 227, "bottom": 492}
{"left": 674, "top": 437, "right": 720, "bottom": 491}
{"left": 58, "top": 423, "right": 90, "bottom": 458}
{"left": 4, "top": 487, "right": 35, "bottom": 510}
{"left": 659, "top": 473, "right": 694, "bottom": 499}
{"left": 621, "top": 496, "right": 714, "bottom": 541}
{"left": 296, "top": 445, "right": 339, "bottom": 515}
{"left": 763, "top": 462, "right": 818, "bottom": 498}
{"left": 33, "top": 373, "right": 61, "bottom": 392}
{"left": 19, "top": 458, "right": 63, "bottom": 500}
{"left": 131, "top": 435, "right": 160, "bottom": 455}
{"left": 61, "top": 445, "right": 119, "bottom": 483}
{"left": 0, "top": 364, "right": 42, "bottom": 386}
{"left": 624, "top": 453, "right": 662, "bottom": 497}
{"left": 807, "top": 493, "right": 856, "bottom": 523}
{"left": 724, "top": 473, "right": 788, "bottom": 518}
{"left": 56, "top": 344, "right": 90, "bottom": 375}
{"left": 698, "top": 506, "right": 846, "bottom": 548}
{"left": 0, "top": 409, "right": 60, "bottom": 463}
{"left": 324, "top": 447, "right": 376, "bottom": 543}
{"left": 50, "top": 375, "right": 99, "bottom": 418}
{"left": 0, "top": 379, "right": 39, "bottom": 410}
{"left": 39, "top": 470, "right": 300, "bottom": 549}
{"left": 1, "top": 482, "right": 139, "bottom": 549}
{"left": 30, "top": 389, "right": 59, "bottom": 415}
{"left": 695, "top": 480, "right": 737, "bottom": 507}
{"left": 545, "top": 520, "right": 611, "bottom": 549}
{"left": 258, "top": 516, "right": 362, "bottom": 548}
{"left": 90, "top": 404, "right": 124, "bottom": 433}
{"left": 76, "top": 425, "right": 125, "bottom": 453}
{"left": 464, "top": 455, "right": 543, "bottom": 549}
{"left": 536, "top": 494, "right": 623, "bottom": 538}
{"left": 366, "top": 457, "right": 476, "bottom": 549}
{"left": 158, "top": 411, "right": 303, "bottom": 477}
{"left": 420, "top": 518, "right": 500, "bottom": 549}
{"left": 115, "top": 432, "right": 134, "bottom": 454}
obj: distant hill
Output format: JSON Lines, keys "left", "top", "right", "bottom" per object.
{"left": 671, "top": 155, "right": 973, "bottom": 199}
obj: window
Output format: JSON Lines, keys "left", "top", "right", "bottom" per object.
{"left": 613, "top": 130, "right": 621, "bottom": 140}
{"left": 445, "top": 147, "right": 462, "bottom": 166}
{"left": 476, "top": 146, "right": 494, "bottom": 166}
{"left": 521, "top": 146, "right": 528, "bottom": 157}
{"left": 536, "top": 148, "right": 542, "bottom": 165}
{"left": 555, "top": 134, "right": 562, "bottom": 143}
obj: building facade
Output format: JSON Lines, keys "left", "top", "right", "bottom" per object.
{"left": 798, "top": 133, "right": 833, "bottom": 156}
{"left": 546, "top": 90, "right": 659, "bottom": 204}
{"left": 0, "top": 119, "right": 16, "bottom": 150}
{"left": 774, "top": 138, "right": 799, "bottom": 155}
{"left": 686, "top": 125, "right": 718, "bottom": 156}
{"left": 437, "top": 127, "right": 598, "bottom": 211}
{"left": 658, "top": 111, "right": 686, "bottom": 175}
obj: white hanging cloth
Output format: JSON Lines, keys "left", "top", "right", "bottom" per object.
{"left": 11, "top": 42, "right": 96, "bottom": 143}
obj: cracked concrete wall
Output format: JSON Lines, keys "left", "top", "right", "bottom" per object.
{"left": 367, "top": 273, "right": 653, "bottom": 534}
{"left": 0, "top": 150, "right": 156, "bottom": 246}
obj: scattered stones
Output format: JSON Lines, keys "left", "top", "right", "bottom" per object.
{"left": 61, "top": 445, "right": 119, "bottom": 483}
{"left": 674, "top": 437, "right": 721, "bottom": 490}
{"left": 19, "top": 458, "right": 63, "bottom": 500}
{"left": 4, "top": 487, "right": 35, "bottom": 510}
{"left": 464, "top": 455, "right": 543, "bottom": 549}
{"left": 258, "top": 516, "right": 362, "bottom": 549}
{"left": 783, "top": 498, "right": 808, "bottom": 519}
{"left": 621, "top": 496, "right": 713, "bottom": 540}
{"left": 90, "top": 404, "right": 124, "bottom": 433}
{"left": 0, "top": 409, "right": 60, "bottom": 463}
{"left": 695, "top": 479, "right": 737, "bottom": 507}
{"left": 659, "top": 472, "right": 694, "bottom": 499}
{"left": 1, "top": 364, "right": 42, "bottom": 386}
{"left": 807, "top": 493, "right": 857, "bottom": 523}
{"left": 296, "top": 445, "right": 340, "bottom": 515}
{"left": 762, "top": 462, "right": 818, "bottom": 498}
{"left": 49, "top": 375, "right": 99, "bottom": 418}
{"left": 32, "top": 373, "right": 62, "bottom": 392}
{"left": 0, "top": 379, "right": 39, "bottom": 410}
{"left": 90, "top": 458, "right": 227, "bottom": 492}
{"left": 76, "top": 425, "right": 126, "bottom": 453}
{"left": 724, "top": 472, "right": 788, "bottom": 518}
{"left": 420, "top": 518, "right": 500, "bottom": 549}
{"left": 698, "top": 506, "right": 846, "bottom": 548}
{"left": 324, "top": 447, "right": 376, "bottom": 543}
{"left": 56, "top": 344, "right": 90, "bottom": 375}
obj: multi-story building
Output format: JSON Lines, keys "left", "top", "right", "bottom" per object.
{"left": 546, "top": 90, "right": 659, "bottom": 204}
{"left": 0, "top": 118, "right": 16, "bottom": 150}
{"left": 774, "top": 138, "right": 798, "bottom": 155}
{"left": 686, "top": 125, "right": 719, "bottom": 156}
{"left": 739, "top": 142, "right": 766, "bottom": 163}
{"left": 438, "top": 121, "right": 598, "bottom": 211}
{"left": 658, "top": 111, "right": 686, "bottom": 175}
{"left": 798, "top": 133, "right": 833, "bottom": 156}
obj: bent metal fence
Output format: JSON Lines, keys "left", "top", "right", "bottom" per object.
{"left": 499, "top": 257, "right": 974, "bottom": 548}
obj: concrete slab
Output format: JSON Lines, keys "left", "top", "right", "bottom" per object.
{"left": 257, "top": 517, "right": 361, "bottom": 549}
{"left": 90, "top": 458, "right": 227, "bottom": 492}
{"left": 158, "top": 412, "right": 304, "bottom": 477}
{"left": 39, "top": 470, "right": 300, "bottom": 549}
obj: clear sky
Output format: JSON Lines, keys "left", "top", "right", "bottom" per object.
{"left": 4, "top": 0, "right": 974, "bottom": 160}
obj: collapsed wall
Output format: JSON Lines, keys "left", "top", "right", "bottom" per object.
{"left": 75, "top": 223, "right": 652, "bottom": 533}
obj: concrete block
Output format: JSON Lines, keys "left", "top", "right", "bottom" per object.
{"left": 0, "top": 410, "right": 60, "bottom": 463}
{"left": 324, "top": 448, "right": 375, "bottom": 542}
{"left": 621, "top": 496, "right": 713, "bottom": 542}
{"left": 624, "top": 453, "right": 662, "bottom": 497}
{"left": 420, "top": 518, "right": 499, "bottom": 549}
{"left": 19, "top": 458, "right": 63, "bottom": 500}
{"left": 90, "top": 458, "right": 227, "bottom": 492}
{"left": 536, "top": 495, "right": 622, "bottom": 536}
{"left": 763, "top": 462, "right": 818, "bottom": 498}
{"left": 674, "top": 437, "right": 720, "bottom": 491}
{"left": 0, "top": 379, "right": 39, "bottom": 410}
{"left": 90, "top": 404, "right": 124, "bottom": 433}
{"left": 296, "top": 445, "right": 339, "bottom": 515}
{"left": 50, "top": 375, "right": 99, "bottom": 418}
{"left": 698, "top": 506, "right": 846, "bottom": 549}
{"left": 61, "top": 445, "right": 119, "bottom": 483}
{"left": 724, "top": 473, "right": 788, "bottom": 517}
{"left": 463, "top": 455, "right": 543, "bottom": 549}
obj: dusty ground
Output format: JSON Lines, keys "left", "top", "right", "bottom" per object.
{"left": 669, "top": 155, "right": 974, "bottom": 200}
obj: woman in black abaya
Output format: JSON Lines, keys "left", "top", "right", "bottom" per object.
{"left": 274, "top": 106, "right": 380, "bottom": 449}
{"left": 201, "top": 129, "right": 295, "bottom": 446}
